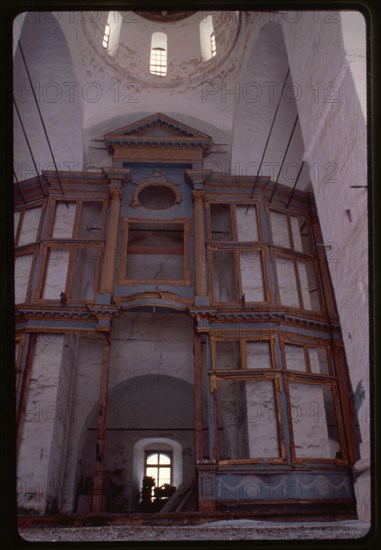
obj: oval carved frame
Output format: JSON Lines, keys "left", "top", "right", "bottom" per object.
{"left": 129, "top": 178, "right": 182, "bottom": 208}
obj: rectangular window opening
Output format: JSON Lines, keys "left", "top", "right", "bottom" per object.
{"left": 42, "top": 248, "right": 70, "bottom": 300}
{"left": 210, "top": 203, "right": 232, "bottom": 241}
{"left": 247, "top": 341, "right": 272, "bottom": 369}
{"left": 52, "top": 202, "right": 76, "bottom": 238}
{"left": 126, "top": 222, "right": 185, "bottom": 282}
{"left": 18, "top": 207, "right": 42, "bottom": 246}
{"left": 212, "top": 250, "right": 238, "bottom": 302}
{"left": 15, "top": 254, "right": 33, "bottom": 304}
{"left": 297, "top": 261, "right": 320, "bottom": 311}
{"left": 236, "top": 205, "right": 259, "bottom": 241}
{"left": 270, "top": 211, "right": 290, "bottom": 249}
{"left": 215, "top": 340, "right": 241, "bottom": 370}
{"left": 78, "top": 202, "right": 103, "bottom": 239}
{"left": 70, "top": 247, "right": 98, "bottom": 302}
{"left": 240, "top": 250, "right": 264, "bottom": 302}
{"left": 290, "top": 215, "right": 313, "bottom": 255}
{"left": 217, "top": 378, "right": 279, "bottom": 460}
{"left": 275, "top": 256, "right": 299, "bottom": 307}
{"left": 289, "top": 381, "right": 342, "bottom": 460}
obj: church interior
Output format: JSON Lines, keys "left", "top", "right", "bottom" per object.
{"left": 13, "top": 10, "right": 369, "bottom": 523}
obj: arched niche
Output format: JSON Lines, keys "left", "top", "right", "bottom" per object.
{"left": 75, "top": 374, "right": 195, "bottom": 512}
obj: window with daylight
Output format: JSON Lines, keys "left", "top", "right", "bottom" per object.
{"left": 200, "top": 15, "right": 217, "bottom": 61}
{"left": 102, "top": 11, "right": 122, "bottom": 56}
{"left": 145, "top": 452, "right": 172, "bottom": 490}
{"left": 210, "top": 32, "right": 217, "bottom": 57}
{"left": 102, "top": 23, "right": 110, "bottom": 49}
{"left": 150, "top": 32, "right": 167, "bottom": 76}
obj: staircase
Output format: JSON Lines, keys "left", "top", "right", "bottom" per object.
{"left": 159, "top": 479, "right": 197, "bottom": 513}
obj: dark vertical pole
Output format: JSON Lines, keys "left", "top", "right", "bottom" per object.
{"left": 92, "top": 333, "right": 111, "bottom": 513}
{"left": 194, "top": 331, "right": 203, "bottom": 461}
{"left": 16, "top": 333, "right": 36, "bottom": 457}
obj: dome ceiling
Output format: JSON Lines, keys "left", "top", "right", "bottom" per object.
{"left": 134, "top": 11, "right": 195, "bottom": 22}
{"left": 79, "top": 11, "right": 247, "bottom": 91}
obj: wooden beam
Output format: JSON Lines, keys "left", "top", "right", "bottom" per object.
{"left": 99, "top": 185, "right": 122, "bottom": 294}
{"left": 91, "top": 333, "right": 111, "bottom": 513}
{"left": 192, "top": 191, "right": 207, "bottom": 296}
{"left": 194, "top": 332, "right": 203, "bottom": 461}
{"left": 16, "top": 333, "right": 36, "bottom": 457}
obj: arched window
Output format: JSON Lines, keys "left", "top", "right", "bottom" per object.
{"left": 200, "top": 15, "right": 217, "bottom": 61}
{"left": 150, "top": 32, "right": 167, "bottom": 76}
{"left": 145, "top": 451, "right": 172, "bottom": 489}
{"left": 102, "top": 11, "right": 122, "bottom": 56}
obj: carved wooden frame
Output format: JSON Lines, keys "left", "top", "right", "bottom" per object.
{"left": 35, "top": 242, "right": 103, "bottom": 304}
{"left": 207, "top": 244, "right": 270, "bottom": 306}
{"left": 15, "top": 244, "right": 38, "bottom": 305}
{"left": 129, "top": 178, "right": 182, "bottom": 208}
{"left": 119, "top": 217, "right": 191, "bottom": 286}
{"left": 14, "top": 200, "right": 46, "bottom": 248}
{"left": 47, "top": 196, "right": 106, "bottom": 240}
{"left": 272, "top": 248, "right": 325, "bottom": 315}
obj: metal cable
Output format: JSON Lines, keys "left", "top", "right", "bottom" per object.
{"left": 19, "top": 42, "right": 67, "bottom": 205}
{"left": 269, "top": 114, "right": 299, "bottom": 203}
{"left": 13, "top": 97, "right": 47, "bottom": 197}
{"left": 13, "top": 169, "right": 26, "bottom": 204}
{"left": 247, "top": 67, "right": 290, "bottom": 209}
{"left": 287, "top": 161, "right": 305, "bottom": 207}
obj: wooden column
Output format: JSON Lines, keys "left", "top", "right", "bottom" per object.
{"left": 91, "top": 333, "right": 111, "bottom": 513}
{"left": 100, "top": 184, "right": 122, "bottom": 294}
{"left": 192, "top": 190, "right": 207, "bottom": 296}
{"left": 16, "top": 333, "right": 36, "bottom": 457}
{"left": 194, "top": 331, "right": 203, "bottom": 461}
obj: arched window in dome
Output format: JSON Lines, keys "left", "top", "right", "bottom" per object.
{"left": 150, "top": 32, "right": 167, "bottom": 76}
{"left": 102, "top": 11, "right": 122, "bottom": 56}
{"left": 200, "top": 15, "right": 217, "bottom": 61}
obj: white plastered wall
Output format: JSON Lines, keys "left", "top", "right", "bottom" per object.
{"left": 17, "top": 335, "right": 69, "bottom": 513}
{"left": 280, "top": 11, "right": 369, "bottom": 520}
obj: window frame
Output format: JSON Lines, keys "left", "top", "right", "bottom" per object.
{"left": 144, "top": 450, "right": 173, "bottom": 488}
{"left": 267, "top": 205, "right": 316, "bottom": 258}
{"left": 212, "top": 371, "right": 286, "bottom": 465}
{"left": 35, "top": 242, "right": 103, "bottom": 304}
{"left": 272, "top": 249, "right": 324, "bottom": 313}
{"left": 211, "top": 334, "right": 278, "bottom": 373}
{"left": 47, "top": 197, "right": 106, "bottom": 241}
{"left": 284, "top": 374, "right": 347, "bottom": 465}
{"left": 208, "top": 244, "right": 270, "bottom": 305}
{"left": 14, "top": 201, "right": 45, "bottom": 248}
{"left": 210, "top": 32, "right": 217, "bottom": 57}
{"left": 207, "top": 201, "right": 269, "bottom": 305}
{"left": 119, "top": 217, "right": 191, "bottom": 286}
{"left": 102, "top": 22, "right": 110, "bottom": 49}
{"left": 206, "top": 200, "right": 263, "bottom": 243}
{"left": 210, "top": 333, "right": 286, "bottom": 465}
{"left": 15, "top": 245, "right": 38, "bottom": 305}
{"left": 15, "top": 333, "right": 25, "bottom": 390}
{"left": 279, "top": 334, "right": 348, "bottom": 465}
{"left": 150, "top": 32, "right": 168, "bottom": 77}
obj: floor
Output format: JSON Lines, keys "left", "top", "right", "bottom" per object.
{"left": 18, "top": 519, "right": 371, "bottom": 542}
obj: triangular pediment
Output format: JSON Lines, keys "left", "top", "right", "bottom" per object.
{"left": 105, "top": 113, "right": 212, "bottom": 143}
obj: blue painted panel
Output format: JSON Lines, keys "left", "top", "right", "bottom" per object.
{"left": 215, "top": 472, "right": 354, "bottom": 501}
